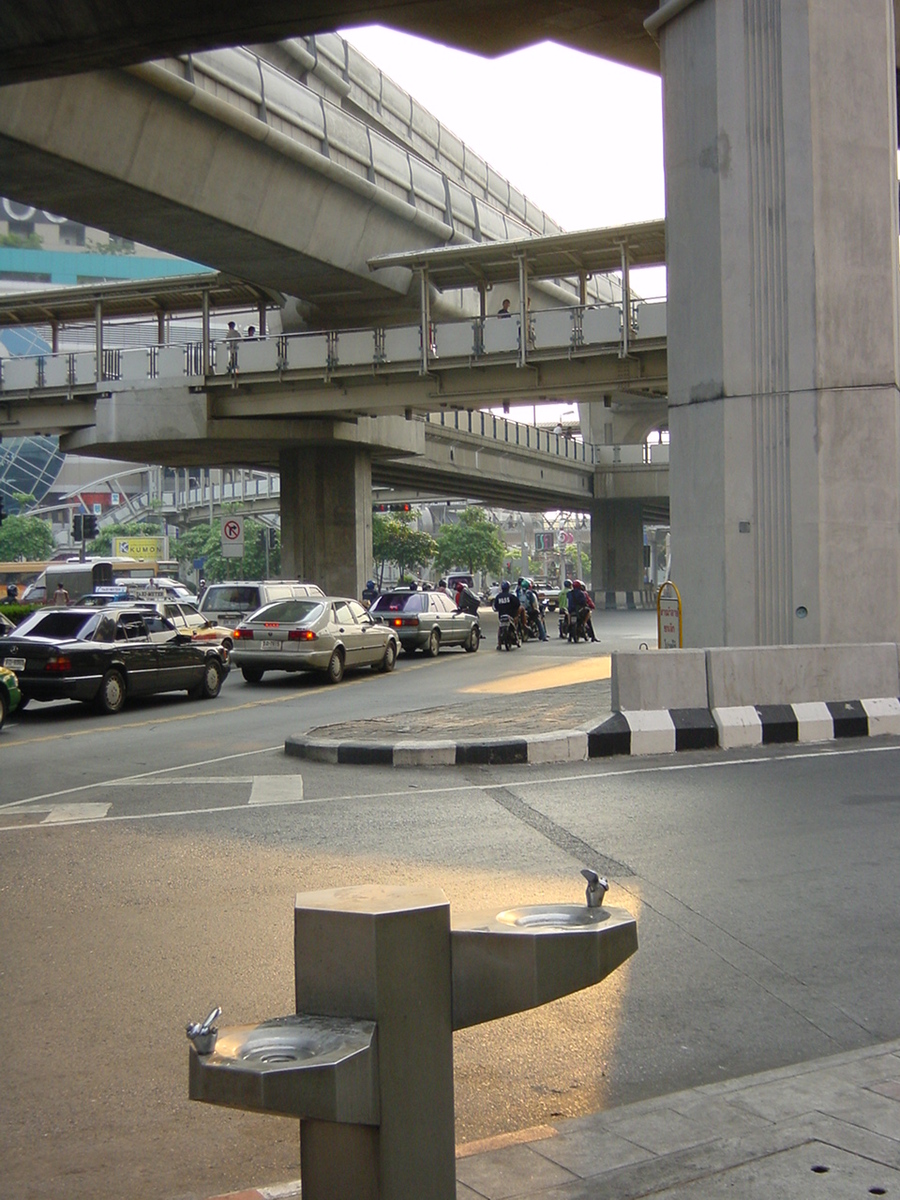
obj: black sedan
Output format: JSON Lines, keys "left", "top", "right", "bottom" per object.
{"left": 0, "top": 605, "right": 230, "bottom": 713}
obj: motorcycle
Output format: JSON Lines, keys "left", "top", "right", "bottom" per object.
{"left": 497, "top": 613, "right": 520, "bottom": 650}
{"left": 558, "top": 609, "right": 570, "bottom": 639}
{"left": 568, "top": 608, "right": 591, "bottom": 642}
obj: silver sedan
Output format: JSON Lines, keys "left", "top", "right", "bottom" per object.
{"left": 231, "top": 597, "right": 399, "bottom": 684}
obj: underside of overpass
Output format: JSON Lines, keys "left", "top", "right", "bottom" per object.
{"left": 0, "top": 3, "right": 662, "bottom": 86}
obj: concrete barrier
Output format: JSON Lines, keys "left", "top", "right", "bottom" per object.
{"left": 705, "top": 643, "right": 900, "bottom": 708}
{"left": 612, "top": 650, "right": 708, "bottom": 711}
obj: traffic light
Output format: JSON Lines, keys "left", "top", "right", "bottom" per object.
{"left": 83, "top": 513, "right": 99, "bottom": 538}
{"left": 72, "top": 513, "right": 83, "bottom": 540}
{"left": 373, "top": 503, "right": 411, "bottom": 514}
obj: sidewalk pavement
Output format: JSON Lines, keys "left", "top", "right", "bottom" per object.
{"left": 210, "top": 1037, "right": 900, "bottom": 1198}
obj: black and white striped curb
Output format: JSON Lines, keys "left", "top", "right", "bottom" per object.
{"left": 284, "top": 697, "right": 900, "bottom": 767}
{"left": 588, "top": 698, "right": 900, "bottom": 756}
{"left": 285, "top": 729, "right": 590, "bottom": 767}
{"left": 596, "top": 589, "right": 657, "bottom": 610}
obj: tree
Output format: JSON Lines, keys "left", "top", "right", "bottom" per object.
{"left": 0, "top": 513, "right": 55, "bottom": 561}
{"left": 372, "top": 511, "right": 435, "bottom": 581}
{"left": 433, "top": 507, "right": 505, "bottom": 578}
{"left": 173, "top": 517, "right": 280, "bottom": 583}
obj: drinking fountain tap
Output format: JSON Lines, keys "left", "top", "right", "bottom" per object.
{"left": 186, "top": 1006, "right": 221, "bottom": 1055}
{"left": 580, "top": 869, "right": 608, "bottom": 908}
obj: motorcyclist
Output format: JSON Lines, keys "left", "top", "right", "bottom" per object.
{"left": 567, "top": 579, "right": 598, "bottom": 642}
{"left": 492, "top": 580, "right": 520, "bottom": 648}
{"left": 523, "top": 579, "right": 548, "bottom": 641}
{"left": 557, "top": 580, "right": 572, "bottom": 637}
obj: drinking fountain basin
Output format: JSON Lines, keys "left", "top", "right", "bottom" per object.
{"left": 189, "top": 1014, "right": 379, "bottom": 1123}
{"left": 495, "top": 904, "right": 611, "bottom": 929}
{"left": 450, "top": 902, "right": 637, "bottom": 1030}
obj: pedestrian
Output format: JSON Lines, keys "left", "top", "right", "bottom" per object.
{"left": 224, "top": 320, "right": 240, "bottom": 371}
{"left": 498, "top": 298, "right": 512, "bottom": 318}
{"left": 52, "top": 582, "right": 69, "bottom": 606}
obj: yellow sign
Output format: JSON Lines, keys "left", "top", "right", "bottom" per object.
{"left": 657, "top": 581, "right": 683, "bottom": 649}
{"left": 112, "top": 536, "right": 168, "bottom": 561}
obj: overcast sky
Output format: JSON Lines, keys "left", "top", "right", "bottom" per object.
{"left": 341, "top": 26, "right": 666, "bottom": 236}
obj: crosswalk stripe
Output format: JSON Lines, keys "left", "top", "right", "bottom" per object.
{"left": 249, "top": 776, "right": 305, "bottom": 805}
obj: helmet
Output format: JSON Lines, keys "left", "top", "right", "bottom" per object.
{"left": 517, "top": 577, "right": 525, "bottom": 585}
{"left": 574, "top": 579, "right": 584, "bottom": 589}
{"left": 501, "top": 580, "right": 510, "bottom": 592}
{"left": 564, "top": 579, "right": 572, "bottom": 588}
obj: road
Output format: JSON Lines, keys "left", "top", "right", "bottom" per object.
{"left": 2, "top": 612, "right": 899, "bottom": 1200}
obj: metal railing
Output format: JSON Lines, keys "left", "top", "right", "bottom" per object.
{"left": 0, "top": 299, "right": 667, "bottom": 394}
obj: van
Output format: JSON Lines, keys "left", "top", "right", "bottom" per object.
{"left": 198, "top": 580, "right": 324, "bottom": 626}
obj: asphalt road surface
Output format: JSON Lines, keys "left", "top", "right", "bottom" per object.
{"left": 2, "top": 614, "right": 899, "bottom": 1200}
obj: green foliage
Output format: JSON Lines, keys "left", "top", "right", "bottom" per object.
{"left": 433, "top": 507, "right": 505, "bottom": 577}
{"left": 173, "top": 519, "right": 280, "bottom": 583}
{"left": 0, "top": 231, "right": 43, "bottom": 249}
{"left": 86, "top": 521, "right": 162, "bottom": 557}
{"left": 372, "top": 512, "right": 436, "bottom": 578}
{"left": 0, "top": 604, "right": 38, "bottom": 624}
{"left": 0, "top": 514, "right": 55, "bottom": 561}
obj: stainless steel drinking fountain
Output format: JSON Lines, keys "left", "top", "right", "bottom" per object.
{"left": 188, "top": 878, "right": 637, "bottom": 1200}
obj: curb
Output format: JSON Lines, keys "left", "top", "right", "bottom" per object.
{"left": 285, "top": 729, "right": 589, "bottom": 767}
{"left": 205, "top": 1182, "right": 301, "bottom": 1200}
{"left": 588, "top": 696, "right": 900, "bottom": 756}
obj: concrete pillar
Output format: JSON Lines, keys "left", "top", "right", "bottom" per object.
{"left": 590, "top": 499, "right": 644, "bottom": 593}
{"left": 280, "top": 445, "right": 372, "bottom": 598}
{"left": 662, "top": 0, "right": 900, "bottom": 646}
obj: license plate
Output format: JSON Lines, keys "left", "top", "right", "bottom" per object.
{"left": 261, "top": 640, "right": 281, "bottom": 651}
{"left": 3, "top": 657, "right": 25, "bottom": 671}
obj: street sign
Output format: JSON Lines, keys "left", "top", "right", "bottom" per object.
{"left": 657, "top": 581, "right": 682, "bottom": 649}
{"left": 558, "top": 530, "right": 575, "bottom": 545}
{"left": 222, "top": 516, "right": 244, "bottom": 558}
{"left": 535, "top": 532, "right": 554, "bottom": 552}
{"left": 113, "top": 535, "right": 168, "bottom": 561}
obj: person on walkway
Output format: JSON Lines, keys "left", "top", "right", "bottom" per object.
{"left": 224, "top": 321, "right": 240, "bottom": 372}
{"left": 498, "top": 298, "right": 512, "bottom": 318}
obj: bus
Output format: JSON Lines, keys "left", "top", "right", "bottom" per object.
{"left": 17, "top": 558, "right": 180, "bottom": 604}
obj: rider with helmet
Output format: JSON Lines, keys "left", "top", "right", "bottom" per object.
{"left": 493, "top": 580, "right": 520, "bottom": 648}
{"left": 567, "top": 579, "right": 598, "bottom": 642}
{"left": 557, "top": 579, "right": 572, "bottom": 637}
{"left": 523, "top": 579, "right": 548, "bottom": 641}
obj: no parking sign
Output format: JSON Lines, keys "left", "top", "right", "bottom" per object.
{"left": 221, "top": 516, "right": 244, "bottom": 558}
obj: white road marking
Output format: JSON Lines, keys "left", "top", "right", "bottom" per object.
{"left": 250, "top": 776, "right": 304, "bottom": 805}
{"left": 17, "top": 803, "right": 112, "bottom": 823}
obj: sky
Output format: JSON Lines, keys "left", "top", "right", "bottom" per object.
{"left": 340, "top": 25, "right": 666, "bottom": 293}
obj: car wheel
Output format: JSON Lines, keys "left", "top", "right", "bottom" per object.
{"left": 464, "top": 626, "right": 479, "bottom": 653}
{"left": 190, "top": 659, "right": 223, "bottom": 700}
{"left": 0, "top": 691, "right": 7, "bottom": 731}
{"left": 377, "top": 639, "right": 397, "bottom": 673}
{"left": 96, "top": 669, "right": 126, "bottom": 714}
{"left": 327, "top": 648, "right": 345, "bottom": 684}
{"left": 241, "top": 667, "right": 264, "bottom": 684}
{"left": 223, "top": 637, "right": 233, "bottom": 651}
{"left": 427, "top": 629, "right": 441, "bottom": 657}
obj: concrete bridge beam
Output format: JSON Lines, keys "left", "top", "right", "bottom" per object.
{"left": 664, "top": 0, "right": 900, "bottom": 646}
{"left": 590, "top": 499, "right": 644, "bottom": 594}
{"left": 280, "top": 445, "right": 372, "bottom": 599}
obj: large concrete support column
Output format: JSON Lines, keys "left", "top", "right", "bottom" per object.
{"left": 280, "top": 445, "right": 372, "bottom": 598}
{"left": 662, "top": 0, "right": 900, "bottom": 645}
{"left": 590, "top": 500, "right": 645, "bottom": 593}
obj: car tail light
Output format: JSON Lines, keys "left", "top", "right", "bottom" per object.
{"left": 392, "top": 617, "right": 419, "bottom": 627}
{"left": 45, "top": 656, "right": 72, "bottom": 672}
{"left": 233, "top": 628, "right": 254, "bottom": 639}
{"left": 288, "top": 629, "right": 317, "bottom": 641}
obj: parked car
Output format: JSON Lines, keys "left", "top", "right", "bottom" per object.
{"left": 0, "top": 664, "right": 21, "bottom": 729}
{"left": 369, "top": 588, "right": 481, "bottom": 655}
{"left": 231, "top": 596, "right": 399, "bottom": 684}
{"left": 198, "top": 581, "right": 324, "bottom": 627}
{"left": 0, "top": 605, "right": 230, "bottom": 713}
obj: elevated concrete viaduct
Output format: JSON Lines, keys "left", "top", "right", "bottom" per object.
{"left": 4, "top": 3, "right": 900, "bottom": 646}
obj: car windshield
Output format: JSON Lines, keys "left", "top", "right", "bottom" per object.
{"left": 370, "top": 593, "right": 424, "bottom": 613}
{"left": 201, "top": 586, "right": 260, "bottom": 611}
{"left": 249, "top": 600, "right": 324, "bottom": 624}
{"left": 11, "top": 610, "right": 101, "bottom": 640}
